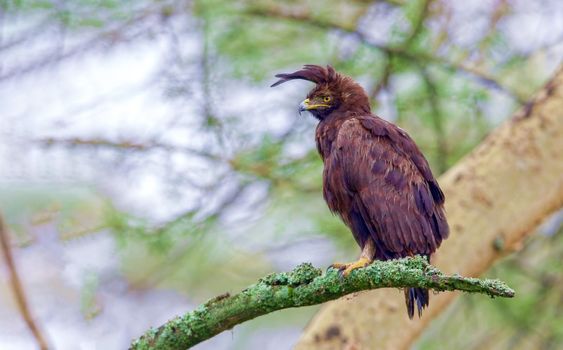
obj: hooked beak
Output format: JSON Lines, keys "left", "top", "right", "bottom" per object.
{"left": 299, "top": 98, "right": 310, "bottom": 112}
{"left": 299, "top": 98, "right": 329, "bottom": 113}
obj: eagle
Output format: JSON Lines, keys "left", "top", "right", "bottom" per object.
{"left": 272, "top": 65, "right": 449, "bottom": 318}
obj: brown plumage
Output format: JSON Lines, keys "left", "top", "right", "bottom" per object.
{"left": 272, "top": 65, "right": 449, "bottom": 318}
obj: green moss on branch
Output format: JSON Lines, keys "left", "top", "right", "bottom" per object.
{"left": 130, "top": 256, "right": 514, "bottom": 350}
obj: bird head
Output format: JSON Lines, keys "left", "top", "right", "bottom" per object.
{"left": 271, "top": 64, "right": 370, "bottom": 120}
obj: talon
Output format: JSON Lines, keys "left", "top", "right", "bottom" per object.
{"left": 330, "top": 262, "right": 347, "bottom": 271}
{"left": 329, "top": 257, "right": 371, "bottom": 278}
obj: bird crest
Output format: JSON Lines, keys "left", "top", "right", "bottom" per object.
{"left": 270, "top": 64, "right": 340, "bottom": 87}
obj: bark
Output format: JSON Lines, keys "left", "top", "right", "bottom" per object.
{"left": 295, "top": 65, "right": 563, "bottom": 350}
{"left": 130, "top": 256, "right": 513, "bottom": 350}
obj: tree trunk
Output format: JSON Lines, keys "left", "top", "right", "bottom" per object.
{"left": 295, "top": 65, "right": 563, "bottom": 350}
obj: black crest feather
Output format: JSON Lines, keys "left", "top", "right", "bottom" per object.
{"left": 271, "top": 64, "right": 337, "bottom": 87}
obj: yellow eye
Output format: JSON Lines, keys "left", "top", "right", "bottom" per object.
{"left": 323, "top": 96, "right": 331, "bottom": 103}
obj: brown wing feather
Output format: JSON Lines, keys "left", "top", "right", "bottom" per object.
{"left": 334, "top": 117, "right": 448, "bottom": 259}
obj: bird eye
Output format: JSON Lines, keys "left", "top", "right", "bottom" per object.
{"left": 323, "top": 96, "right": 331, "bottom": 103}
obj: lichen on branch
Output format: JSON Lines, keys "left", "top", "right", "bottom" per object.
{"left": 130, "top": 256, "right": 514, "bottom": 350}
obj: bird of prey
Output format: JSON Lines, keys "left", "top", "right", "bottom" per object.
{"left": 271, "top": 65, "right": 449, "bottom": 318}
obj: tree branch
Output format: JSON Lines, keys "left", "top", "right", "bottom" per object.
{"left": 402, "top": 0, "right": 432, "bottom": 48}
{"left": 418, "top": 65, "right": 448, "bottom": 173}
{"left": 38, "top": 137, "right": 221, "bottom": 160}
{"left": 369, "top": 53, "right": 392, "bottom": 101}
{"left": 0, "top": 213, "right": 51, "bottom": 350}
{"left": 129, "top": 256, "right": 513, "bottom": 350}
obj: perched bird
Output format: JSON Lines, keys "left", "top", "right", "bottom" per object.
{"left": 271, "top": 65, "right": 449, "bottom": 318}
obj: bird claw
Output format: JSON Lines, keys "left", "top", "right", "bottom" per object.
{"left": 327, "top": 263, "right": 347, "bottom": 280}
{"left": 337, "top": 268, "right": 346, "bottom": 281}
{"left": 329, "top": 258, "right": 371, "bottom": 279}
{"left": 329, "top": 262, "right": 347, "bottom": 270}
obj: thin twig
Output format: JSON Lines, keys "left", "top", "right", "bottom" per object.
{"left": 402, "top": 0, "right": 433, "bottom": 47}
{"left": 0, "top": 213, "right": 51, "bottom": 350}
{"left": 38, "top": 137, "right": 221, "bottom": 161}
{"left": 370, "top": 53, "right": 392, "bottom": 101}
{"left": 419, "top": 66, "right": 448, "bottom": 173}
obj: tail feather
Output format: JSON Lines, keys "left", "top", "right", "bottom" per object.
{"left": 404, "top": 287, "right": 429, "bottom": 319}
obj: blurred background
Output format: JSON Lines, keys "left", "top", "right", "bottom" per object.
{"left": 0, "top": 0, "right": 562, "bottom": 349}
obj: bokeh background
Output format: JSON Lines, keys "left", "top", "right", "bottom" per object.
{"left": 0, "top": 0, "right": 562, "bottom": 349}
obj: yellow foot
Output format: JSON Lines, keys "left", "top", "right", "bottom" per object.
{"left": 330, "top": 257, "right": 371, "bottom": 277}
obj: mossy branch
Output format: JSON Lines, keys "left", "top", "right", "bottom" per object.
{"left": 130, "top": 256, "right": 514, "bottom": 350}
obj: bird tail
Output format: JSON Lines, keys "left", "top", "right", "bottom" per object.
{"left": 404, "top": 287, "right": 429, "bottom": 319}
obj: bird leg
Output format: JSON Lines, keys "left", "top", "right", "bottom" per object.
{"left": 330, "top": 240, "right": 375, "bottom": 278}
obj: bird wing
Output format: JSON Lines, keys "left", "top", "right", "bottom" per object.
{"left": 333, "top": 117, "right": 449, "bottom": 259}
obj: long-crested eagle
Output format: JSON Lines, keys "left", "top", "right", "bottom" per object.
{"left": 271, "top": 65, "right": 449, "bottom": 318}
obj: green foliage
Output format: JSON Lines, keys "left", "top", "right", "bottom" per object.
{"left": 106, "top": 208, "right": 176, "bottom": 253}
{"left": 0, "top": 185, "right": 106, "bottom": 243}
{"left": 204, "top": 8, "right": 331, "bottom": 78}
